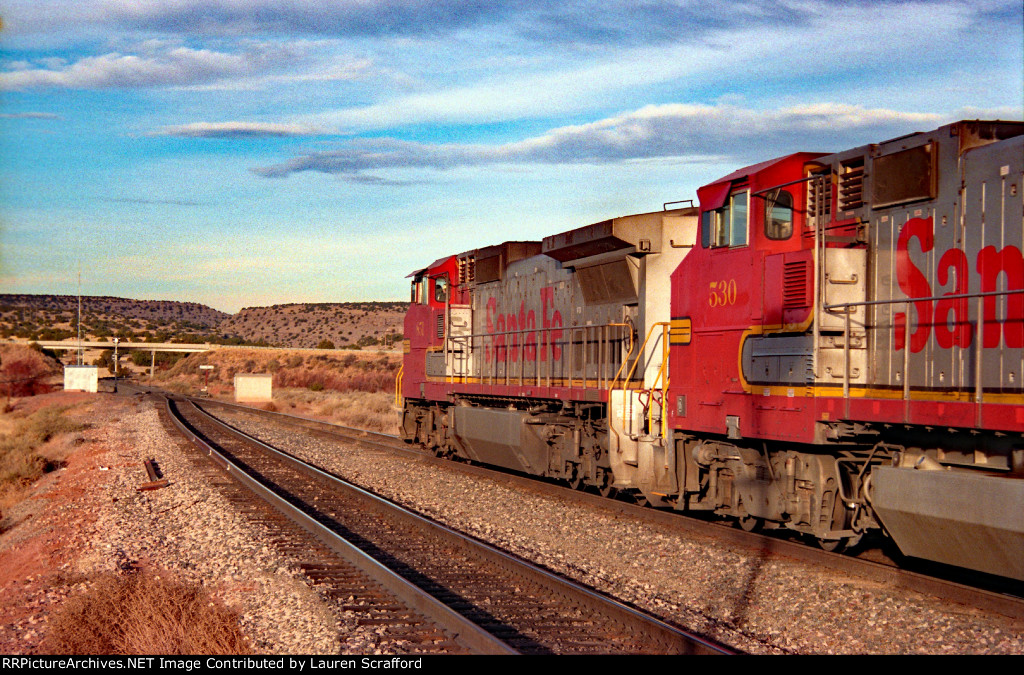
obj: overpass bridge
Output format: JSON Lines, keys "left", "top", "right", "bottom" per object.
{"left": 29, "top": 340, "right": 213, "bottom": 354}
{"left": 8, "top": 340, "right": 215, "bottom": 377}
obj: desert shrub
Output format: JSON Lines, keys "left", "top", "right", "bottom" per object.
{"left": 0, "top": 406, "right": 83, "bottom": 500}
{"left": 273, "top": 367, "right": 395, "bottom": 394}
{"left": 43, "top": 570, "right": 251, "bottom": 655}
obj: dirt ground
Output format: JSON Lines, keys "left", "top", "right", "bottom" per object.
{"left": 0, "top": 391, "right": 133, "bottom": 653}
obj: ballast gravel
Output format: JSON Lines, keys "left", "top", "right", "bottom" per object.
{"left": 212, "top": 406, "right": 1024, "bottom": 656}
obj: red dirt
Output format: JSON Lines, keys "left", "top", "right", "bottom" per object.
{"left": 0, "top": 391, "right": 131, "bottom": 654}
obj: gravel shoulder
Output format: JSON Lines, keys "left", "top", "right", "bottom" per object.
{"left": 0, "top": 392, "right": 419, "bottom": 655}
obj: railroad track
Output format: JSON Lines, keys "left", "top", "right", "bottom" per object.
{"left": 161, "top": 392, "right": 729, "bottom": 655}
{"left": 186, "top": 395, "right": 1024, "bottom": 623}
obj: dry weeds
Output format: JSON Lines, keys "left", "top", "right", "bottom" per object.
{"left": 42, "top": 569, "right": 251, "bottom": 655}
{"left": 150, "top": 348, "right": 402, "bottom": 432}
{"left": 0, "top": 404, "right": 86, "bottom": 513}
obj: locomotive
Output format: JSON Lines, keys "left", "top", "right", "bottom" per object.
{"left": 399, "top": 120, "right": 1024, "bottom": 582}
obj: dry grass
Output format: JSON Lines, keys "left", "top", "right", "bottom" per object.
{"left": 0, "top": 404, "right": 85, "bottom": 512}
{"left": 43, "top": 569, "right": 251, "bottom": 655}
{"left": 152, "top": 348, "right": 402, "bottom": 432}
{"left": 285, "top": 390, "right": 399, "bottom": 433}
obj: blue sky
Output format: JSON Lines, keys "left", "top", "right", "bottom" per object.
{"left": 1, "top": 0, "right": 1021, "bottom": 313}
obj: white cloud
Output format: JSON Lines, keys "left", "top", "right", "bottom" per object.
{"left": 253, "top": 102, "right": 951, "bottom": 179}
{"left": 299, "top": 1, "right": 1008, "bottom": 132}
{"left": 151, "top": 121, "right": 324, "bottom": 138}
{"left": 0, "top": 47, "right": 254, "bottom": 89}
{"left": 0, "top": 112, "right": 62, "bottom": 119}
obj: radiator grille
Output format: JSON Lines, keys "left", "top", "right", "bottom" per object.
{"left": 807, "top": 171, "right": 831, "bottom": 225}
{"left": 838, "top": 158, "right": 865, "bottom": 211}
{"left": 783, "top": 261, "right": 810, "bottom": 308}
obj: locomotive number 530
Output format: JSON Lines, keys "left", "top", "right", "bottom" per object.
{"left": 708, "top": 279, "right": 738, "bottom": 307}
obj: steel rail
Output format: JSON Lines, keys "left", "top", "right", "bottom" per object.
{"left": 164, "top": 395, "right": 517, "bottom": 655}
{"left": 180, "top": 397, "right": 730, "bottom": 655}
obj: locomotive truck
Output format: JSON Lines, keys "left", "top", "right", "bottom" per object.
{"left": 399, "top": 120, "right": 1024, "bottom": 581}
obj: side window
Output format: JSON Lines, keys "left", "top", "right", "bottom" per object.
{"left": 764, "top": 189, "right": 794, "bottom": 240}
{"left": 701, "top": 190, "right": 749, "bottom": 248}
{"left": 701, "top": 211, "right": 712, "bottom": 248}
{"left": 729, "top": 191, "right": 748, "bottom": 246}
{"left": 434, "top": 276, "right": 449, "bottom": 303}
{"left": 411, "top": 278, "right": 427, "bottom": 304}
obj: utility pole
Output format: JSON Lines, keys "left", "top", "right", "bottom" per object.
{"left": 77, "top": 266, "right": 83, "bottom": 366}
{"left": 112, "top": 337, "right": 120, "bottom": 393}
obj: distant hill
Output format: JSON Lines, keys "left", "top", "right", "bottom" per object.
{"left": 0, "top": 294, "right": 229, "bottom": 342}
{"left": 0, "top": 295, "right": 406, "bottom": 349}
{"left": 219, "top": 302, "right": 406, "bottom": 349}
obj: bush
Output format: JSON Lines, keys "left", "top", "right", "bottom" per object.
{"left": 0, "top": 406, "right": 83, "bottom": 494}
{"left": 43, "top": 570, "right": 251, "bottom": 654}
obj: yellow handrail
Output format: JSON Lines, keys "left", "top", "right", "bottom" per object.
{"left": 646, "top": 324, "right": 670, "bottom": 438}
{"left": 611, "top": 322, "right": 670, "bottom": 439}
{"left": 394, "top": 364, "right": 404, "bottom": 408}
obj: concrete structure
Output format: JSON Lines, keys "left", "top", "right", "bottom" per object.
{"left": 64, "top": 365, "right": 99, "bottom": 393}
{"left": 234, "top": 374, "right": 272, "bottom": 402}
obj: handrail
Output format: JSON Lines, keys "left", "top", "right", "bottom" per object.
{"left": 823, "top": 287, "right": 1023, "bottom": 422}
{"left": 646, "top": 324, "right": 671, "bottom": 439}
{"left": 394, "top": 364, "right": 404, "bottom": 408}
{"left": 611, "top": 322, "right": 670, "bottom": 439}
{"left": 822, "top": 287, "right": 1024, "bottom": 312}
{"left": 441, "top": 321, "right": 633, "bottom": 388}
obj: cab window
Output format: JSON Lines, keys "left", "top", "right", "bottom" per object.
{"left": 764, "top": 189, "right": 793, "bottom": 240}
{"left": 701, "top": 190, "right": 749, "bottom": 248}
{"left": 411, "top": 277, "right": 428, "bottom": 304}
{"left": 434, "top": 276, "right": 449, "bottom": 303}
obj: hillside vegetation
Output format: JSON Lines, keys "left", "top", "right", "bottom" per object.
{"left": 219, "top": 302, "right": 405, "bottom": 349}
{"left": 0, "top": 295, "right": 405, "bottom": 350}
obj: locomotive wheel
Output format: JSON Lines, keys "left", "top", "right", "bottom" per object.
{"left": 817, "top": 537, "right": 849, "bottom": 553}
{"left": 597, "top": 471, "right": 617, "bottom": 499}
{"left": 567, "top": 469, "right": 585, "bottom": 491}
{"left": 737, "top": 515, "right": 763, "bottom": 533}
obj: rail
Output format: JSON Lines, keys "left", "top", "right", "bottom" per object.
{"left": 822, "top": 288, "right": 1024, "bottom": 422}
{"left": 609, "top": 322, "right": 670, "bottom": 440}
{"left": 440, "top": 321, "right": 636, "bottom": 391}
{"left": 394, "top": 364, "right": 404, "bottom": 408}
{"left": 167, "top": 396, "right": 515, "bottom": 654}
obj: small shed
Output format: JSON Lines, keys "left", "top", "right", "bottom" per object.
{"left": 64, "top": 365, "right": 99, "bottom": 393}
{"left": 234, "top": 373, "right": 272, "bottom": 402}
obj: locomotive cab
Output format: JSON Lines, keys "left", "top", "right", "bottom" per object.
{"left": 659, "top": 122, "right": 1024, "bottom": 578}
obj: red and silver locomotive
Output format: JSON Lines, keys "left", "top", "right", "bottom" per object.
{"left": 400, "top": 120, "right": 1024, "bottom": 581}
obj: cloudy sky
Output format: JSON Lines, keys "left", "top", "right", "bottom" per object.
{"left": 1, "top": 1, "right": 1021, "bottom": 312}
